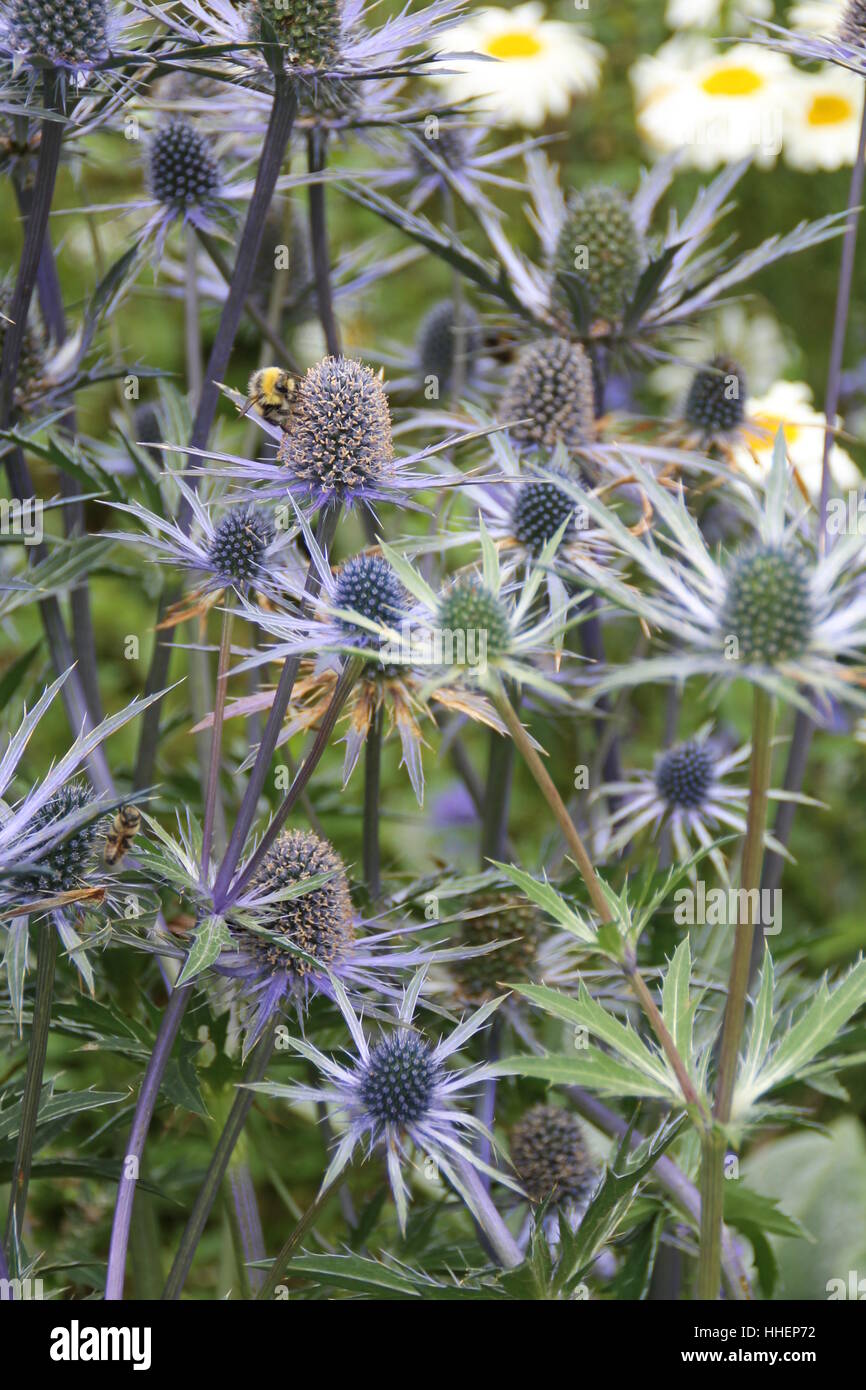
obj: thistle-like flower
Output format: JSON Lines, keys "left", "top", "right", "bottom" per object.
{"left": 148, "top": 119, "right": 221, "bottom": 214}
{"left": 498, "top": 336, "right": 595, "bottom": 453}
{"left": 3, "top": 0, "right": 111, "bottom": 71}
{"left": 680, "top": 356, "right": 748, "bottom": 451}
{"left": 229, "top": 524, "right": 507, "bottom": 803}
{"left": 558, "top": 435, "right": 866, "bottom": 720}
{"left": 0, "top": 670, "right": 164, "bottom": 995}
{"left": 510, "top": 1103, "right": 596, "bottom": 1219}
{"left": 104, "top": 480, "right": 295, "bottom": 617}
{"left": 194, "top": 357, "right": 506, "bottom": 514}
{"left": 471, "top": 151, "right": 846, "bottom": 357}
{"left": 148, "top": 0, "right": 468, "bottom": 96}
{"left": 553, "top": 185, "right": 647, "bottom": 328}
{"left": 249, "top": 972, "right": 519, "bottom": 1233}
{"left": 416, "top": 299, "right": 483, "bottom": 398}
{"left": 594, "top": 728, "right": 806, "bottom": 875}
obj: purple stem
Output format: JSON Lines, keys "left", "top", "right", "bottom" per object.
{"left": 228, "top": 1162, "right": 266, "bottom": 1294}
{"left": 133, "top": 76, "right": 299, "bottom": 791}
{"left": 104, "top": 983, "right": 192, "bottom": 1300}
{"left": 223, "top": 652, "right": 360, "bottom": 907}
{"left": 212, "top": 505, "right": 340, "bottom": 910}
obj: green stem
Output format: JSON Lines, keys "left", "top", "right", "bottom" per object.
{"left": 3, "top": 922, "right": 57, "bottom": 1266}
{"left": 480, "top": 727, "right": 515, "bottom": 867}
{"left": 256, "top": 1183, "right": 333, "bottom": 1300}
{"left": 698, "top": 685, "right": 775, "bottom": 1302}
{"left": 714, "top": 687, "right": 776, "bottom": 1125}
{"left": 491, "top": 682, "right": 701, "bottom": 1113}
{"left": 697, "top": 1128, "right": 725, "bottom": 1300}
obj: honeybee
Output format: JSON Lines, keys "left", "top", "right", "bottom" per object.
{"left": 242, "top": 367, "right": 299, "bottom": 431}
{"left": 103, "top": 805, "right": 142, "bottom": 868}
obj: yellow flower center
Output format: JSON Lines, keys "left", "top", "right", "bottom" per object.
{"left": 745, "top": 413, "right": 801, "bottom": 450}
{"left": 484, "top": 30, "right": 543, "bottom": 59}
{"left": 807, "top": 94, "right": 854, "bottom": 127}
{"left": 701, "top": 67, "right": 765, "bottom": 98}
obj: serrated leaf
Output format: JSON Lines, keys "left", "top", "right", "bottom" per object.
{"left": 176, "top": 913, "right": 232, "bottom": 986}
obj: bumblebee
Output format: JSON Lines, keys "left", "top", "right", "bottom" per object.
{"left": 243, "top": 367, "right": 298, "bottom": 431}
{"left": 103, "top": 805, "right": 142, "bottom": 868}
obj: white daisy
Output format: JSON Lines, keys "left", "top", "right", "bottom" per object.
{"left": 782, "top": 65, "right": 865, "bottom": 171}
{"left": 432, "top": 2, "right": 604, "bottom": 130}
{"left": 786, "top": 0, "right": 847, "bottom": 33}
{"left": 734, "top": 381, "right": 861, "bottom": 502}
{"left": 666, "top": 0, "right": 772, "bottom": 31}
{"left": 631, "top": 37, "right": 793, "bottom": 169}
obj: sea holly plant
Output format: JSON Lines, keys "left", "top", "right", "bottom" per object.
{"left": 3, "top": 0, "right": 866, "bottom": 1318}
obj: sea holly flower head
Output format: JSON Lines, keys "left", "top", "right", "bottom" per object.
{"left": 553, "top": 185, "right": 647, "bottom": 328}
{"left": 510, "top": 1103, "right": 596, "bottom": 1228}
{"left": 190, "top": 362, "right": 505, "bottom": 515}
{"left": 498, "top": 335, "right": 595, "bottom": 453}
{"left": 594, "top": 725, "right": 808, "bottom": 876}
{"left": 104, "top": 479, "right": 295, "bottom": 614}
{"left": 248, "top": 971, "right": 520, "bottom": 1233}
{"left": 148, "top": 119, "right": 221, "bottom": 217}
{"left": 148, "top": 0, "right": 469, "bottom": 95}
{"left": 560, "top": 432, "right": 866, "bottom": 721}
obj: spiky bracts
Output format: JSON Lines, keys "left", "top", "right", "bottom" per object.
{"left": 554, "top": 185, "right": 645, "bottom": 325}
{"left": 723, "top": 546, "right": 813, "bottom": 666}
{"left": 278, "top": 357, "right": 394, "bottom": 502}
{"left": 510, "top": 1104, "right": 595, "bottom": 1207}
{"left": 499, "top": 336, "right": 595, "bottom": 452}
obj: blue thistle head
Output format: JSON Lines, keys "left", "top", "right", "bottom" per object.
{"left": 437, "top": 581, "right": 512, "bottom": 662}
{"left": 358, "top": 1032, "right": 438, "bottom": 1126}
{"left": 247, "top": 0, "right": 344, "bottom": 67}
{"left": 511, "top": 473, "right": 579, "bottom": 554}
{"left": 22, "top": 782, "right": 99, "bottom": 895}
{"left": 244, "top": 829, "right": 355, "bottom": 985}
{"left": 7, "top": 0, "right": 111, "bottom": 70}
{"left": 206, "top": 507, "right": 274, "bottom": 589}
{"left": 333, "top": 554, "right": 407, "bottom": 643}
{"left": 149, "top": 121, "right": 221, "bottom": 211}
{"left": 416, "top": 300, "right": 482, "bottom": 395}
{"left": 554, "top": 185, "right": 645, "bottom": 325}
{"left": 655, "top": 742, "right": 715, "bottom": 810}
{"left": 684, "top": 356, "right": 747, "bottom": 439}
